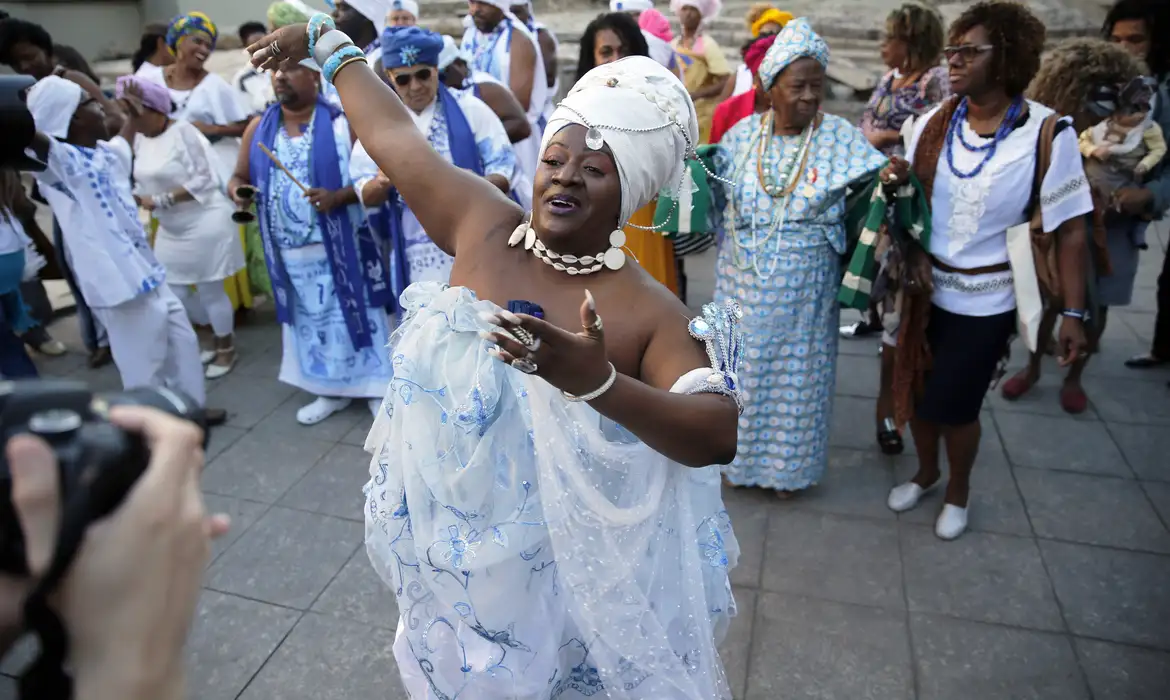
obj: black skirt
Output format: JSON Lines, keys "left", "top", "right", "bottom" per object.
{"left": 916, "top": 304, "right": 1017, "bottom": 425}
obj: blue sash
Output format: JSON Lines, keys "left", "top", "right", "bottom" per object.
{"left": 369, "top": 85, "right": 483, "bottom": 308}
{"left": 250, "top": 98, "right": 389, "bottom": 350}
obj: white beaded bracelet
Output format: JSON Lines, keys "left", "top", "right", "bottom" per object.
{"left": 562, "top": 363, "right": 618, "bottom": 402}
{"left": 313, "top": 29, "right": 354, "bottom": 67}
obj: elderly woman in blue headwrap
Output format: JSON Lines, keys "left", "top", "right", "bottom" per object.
{"left": 351, "top": 26, "right": 520, "bottom": 306}
{"left": 156, "top": 12, "right": 256, "bottom": 313}
{"left": 711, "top": 18, "right": 887, "bottom": 495}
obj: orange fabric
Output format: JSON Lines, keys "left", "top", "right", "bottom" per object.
{"left": 624, "top": 201, "right": 678, "bottom": 294}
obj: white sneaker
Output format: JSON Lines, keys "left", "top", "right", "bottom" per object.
{"left": 296, "top": 396, "right": 351, "bottom": 425}
{"left": 200, "top": 350, "right": 216, "bottom": 365}
{"left": 935, "top": 504, "right": 969, "bottom": 540}
{"left": 368, "top": 397, "right": 382, "bottom": 416}
{"left": 887, "top": 482, "right": 932, "bottom": 513}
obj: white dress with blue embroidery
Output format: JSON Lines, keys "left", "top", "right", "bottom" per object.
{"left": 266, "top": 113, "right": 395, "bottom": 399}
{"left": 363, "top": 283, "right": 741, "bottom": 699}
{"left": 350, "top": 89, "right": 518, "bottom": 289}
{"left": 711, "top": 113, "right": 885, "bottom": 491}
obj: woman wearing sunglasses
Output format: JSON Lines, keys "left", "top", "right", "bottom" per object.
{"left": 350, "top": 26, "right": 519, "bottom": 298}
{"left": 879, "top": 1, "right": 1093, "bottom": 540}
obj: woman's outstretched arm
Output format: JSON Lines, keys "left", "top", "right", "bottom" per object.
{"left": 331, "top": 61, "right": 522, "bottom": 255}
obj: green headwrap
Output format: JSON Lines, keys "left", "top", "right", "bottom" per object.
{"left": 267, "top": 0, "right": 312, "bottom": 28}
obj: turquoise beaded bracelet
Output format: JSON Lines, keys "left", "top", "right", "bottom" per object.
{"left": 307, "top": 13, "right": 336, "bottom": 60}
{"left": 322, "top": 44, "right": 365, "bottom": 84}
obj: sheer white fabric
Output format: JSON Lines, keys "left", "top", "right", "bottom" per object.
{"left": 364, "top": 282, "right": 739, "bottom": 700}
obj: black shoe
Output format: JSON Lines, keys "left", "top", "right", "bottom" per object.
{"left": 204, "top": 407, "right": 227, "bottom": 426}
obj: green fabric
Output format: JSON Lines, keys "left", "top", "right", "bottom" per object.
{"left": 243, "top": 218, "right": 272, "bottom": 297}
{"left": 653, "top": 144, "right": 717, "bottom": 237}
{"left": 267, "top": 1, "right": 311, "bottom": 29}
{"left": 837, "top": 172, "right": 932, "bottom": 310}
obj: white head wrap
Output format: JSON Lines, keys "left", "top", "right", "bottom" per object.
{"left": 610, "top": 0, "right": 654, "bottom": 12}
{"left": 669, "top": 0, "right": 721, "bottom": 21}
{"left": 28, "top": 76, "right": 84, "bottom": 140}
{"left": 471, "top": 0, "right": 511, "bottom": 12}
{"left": 387, "top": 0, "right": 418, "bottom": 18}
{"left": 540, "top": 56, "right": 699, "bottom": 223}
{"left": 438, "top": 35, "right": 473, "bottom": 72}
{"left": 345, "top": 0, "right": 387, "bottom": 33}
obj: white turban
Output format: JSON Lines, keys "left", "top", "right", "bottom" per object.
{"left": 387, "top": 0, "right": 418, "bottom": 18}
{"left": 438, "top": 35, "right": 472, "bottom": 72}
{"left": 669, "top": 0, "right": 721, "bottom": 20}
{"left": 27, "top": 76, "right": 84, "bottom": 140}
{"left": 346, "top": 0, "right": 386, "bottom": 32}
{"left": 610, "top": 0, "right": 654, "bottom": 12}
{"left": 540, "top": 56, "right": 699, "bottom": 224}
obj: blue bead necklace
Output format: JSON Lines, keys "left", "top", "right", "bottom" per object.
{"left": 944, "top": 96, "right": 1025, "bottom": 179}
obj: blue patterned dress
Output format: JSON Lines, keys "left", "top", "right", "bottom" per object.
{"left": 712, "top": 113, "right": 885, "bottom": 490}
{"left": 267, "top": 115, "right": 395, "bottom": 399}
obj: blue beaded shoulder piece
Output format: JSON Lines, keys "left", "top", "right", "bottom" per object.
{"left": 686, "top": 299, "right": 746, "bottom": 413}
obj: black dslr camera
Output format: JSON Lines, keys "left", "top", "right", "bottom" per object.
{"left": 0, "top": 380, "right": 208, "bottom": 575}
{"left": 0, "top": 74, "right": 45, "bottom": 172}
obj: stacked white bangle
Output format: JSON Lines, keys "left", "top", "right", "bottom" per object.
{"left": 562, "top": 363, "right": 618, "bottom": 402}
{"left": 313, "top": 29, "right": 354, "bottom": 67}
{"left": 154, "top": 192, "right": 176, "bottom": 209}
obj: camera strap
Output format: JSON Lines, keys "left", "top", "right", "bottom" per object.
{"left": 18, "top": 487, "right": 101, "bottom": 700}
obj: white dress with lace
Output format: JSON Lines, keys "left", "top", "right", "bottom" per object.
{"left": 363, "top": 282, "right": 741, "bottom": 700}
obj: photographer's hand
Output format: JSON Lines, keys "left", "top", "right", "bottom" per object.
{"left": 5, "top": 407, "right": 230, "bottom": 700}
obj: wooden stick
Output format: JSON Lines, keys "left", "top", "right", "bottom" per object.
{"left": 258, "top": 143, "right": 310, "bottom": 194}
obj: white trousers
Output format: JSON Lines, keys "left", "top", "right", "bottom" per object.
{"left": 91, "top": 286, "right": 206, "bottom": 405}
{"left": 170, "top": 281, "right": 235, "bottom": 338}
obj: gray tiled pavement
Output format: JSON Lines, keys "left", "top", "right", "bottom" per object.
{"left": 2, "top": 226, "right": 1169, "bottom": 699}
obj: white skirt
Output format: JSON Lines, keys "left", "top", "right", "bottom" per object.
{"left": 154, "top": 197, "right": 245, "bottom": 285}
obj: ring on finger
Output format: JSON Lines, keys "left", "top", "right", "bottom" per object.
{"left": 584, "top": 315, "right": 603, "bottom": 333}
{"left": 270, "top": 41, "right": 282, "bottom": 56}
{"left": 511, "top": 357, "right": 538, "bottom": 374}
{"left": 508, "top": 325, "right": 537, "bottom": 349}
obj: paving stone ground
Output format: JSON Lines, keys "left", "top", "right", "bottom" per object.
{"left": 2, "top": 211, "right": 1169, "bottom": 699}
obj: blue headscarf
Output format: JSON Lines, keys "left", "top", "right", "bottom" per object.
{"left": 757, "top": 17, "right": 829, "bottom": 89}
{"left": 166, "top": 12, "right": 218, "bottom": 53}
{"left": 381, "top": 26, "right": 444, "bottom": 69}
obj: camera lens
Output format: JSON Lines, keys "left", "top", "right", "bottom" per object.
{"left": 28, "top": 409, "right": 83, "bottom": 436}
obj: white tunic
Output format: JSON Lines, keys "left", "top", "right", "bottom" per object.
{"left": 731, "top": 64, "right": 752, "bottom": 97}
{"left": 462, "top": 17, "right": 548, "bottom": 184}
{"left": 132, "top": 120, "right": 245, "bottom": 285}
{"left": 33, "top": 138, "right": 166, "bottom": 309}
{"left": 162, "top": 73, "right": 249, "bottom": 188}
{"left": 907, "top": 101, "right": 1093, "bottom": 316}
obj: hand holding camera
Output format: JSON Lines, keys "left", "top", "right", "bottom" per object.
{"left": 0, "top": 382, "right": 229, "bottom": 699}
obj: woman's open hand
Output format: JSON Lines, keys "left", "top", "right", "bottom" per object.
{"left": 479, "top": 290, "right": 613, "bottom": 398}
{"left": 247, "top": 24, "right": 311, "bottom": 72}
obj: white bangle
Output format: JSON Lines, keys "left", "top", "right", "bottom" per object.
{"left": 313, "top": 30, "right": 354, "bottom": 66}
{"left": 562, "top": 363, "right": 618, "bottom": 402}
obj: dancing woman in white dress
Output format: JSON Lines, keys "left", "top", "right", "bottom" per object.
{"left": 251, "top": 18, "right": 742, "bottom": 699}
{"left": 118, "top": 76, "right": 245, "bottom": 379}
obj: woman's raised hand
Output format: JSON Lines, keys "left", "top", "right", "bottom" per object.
{"left": 479, "top": 290, "right": 614, "bottom": 398}
{"left": 247, "top": 24, "right": 312, "bottom": 72}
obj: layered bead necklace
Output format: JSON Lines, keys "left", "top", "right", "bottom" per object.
{"left": 726, "top": 111, "right": 819, "bottom": 280}
{"left": 944, "top": 95, "right": 1025, "bottom": 179}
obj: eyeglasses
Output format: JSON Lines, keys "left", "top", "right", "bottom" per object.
{"left": 392, "top": 68, "right": 433, "bottom": 88}
{"left": 943, "top": 44, "right": 993, "bottom": 63}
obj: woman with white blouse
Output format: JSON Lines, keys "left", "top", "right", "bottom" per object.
{"left": 880, "top": 1, "right": 1091, "bottom": 541}
{"left": 119, "top": 77, "right": 244, "bottom": 379}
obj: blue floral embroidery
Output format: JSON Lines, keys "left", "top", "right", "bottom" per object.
{"left": 399, "top": 45, "right": 420, "bottom": 66}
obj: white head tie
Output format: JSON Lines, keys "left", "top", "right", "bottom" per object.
{"left": 27, "top": 76, "right": 84, "bottom": 140}
{"left": 540, "top": 56, "right": 699, "bottom": 224}
{"left": 669, "top": 0, "right": 721, "bottom": 21}
{"left": 346, "top": 0, "right": 387, "bottom": 32}
{"left": 389, "top": 0, "right": 418, "bottom": 18}
{"left": 438, "top": 35, "right": 472, "bottom": 72}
